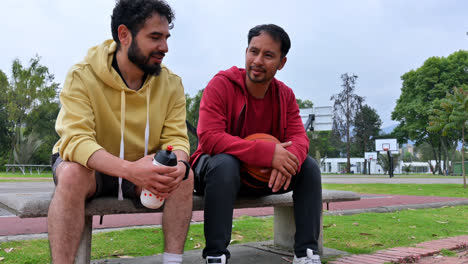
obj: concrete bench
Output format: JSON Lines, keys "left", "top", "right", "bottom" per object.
{"left": 0, "top": 189, "right": 360, "bottom": 264}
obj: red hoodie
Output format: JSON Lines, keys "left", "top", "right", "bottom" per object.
{"left": 190, "top": 66, "right": 309, "bottom": 170}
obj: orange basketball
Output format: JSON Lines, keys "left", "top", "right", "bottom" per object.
{"left": 241, "top": 133, "right": 280, "bottom": 188}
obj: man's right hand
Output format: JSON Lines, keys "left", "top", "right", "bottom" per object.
{"left": 126, "top": 155, "right": 179, "bottom": 199}
{"left": 271, "top": 142, "right": 300, "bottom": 178}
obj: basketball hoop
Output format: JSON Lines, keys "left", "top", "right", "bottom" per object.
{"left": 382, "top": 143, "right": 390, "bottom": 152}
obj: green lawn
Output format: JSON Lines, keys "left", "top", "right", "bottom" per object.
{"left": 0, "top": 206, "right": 467, "bottom": 263}
{"left": 0, "top": 172, "right": 52, "bottom": 182}
{"left": 323, "top": 174, "right": 463, "bottom": 179}
{"left": 322, "top": 183, "right": 468, "bottom": 198}
{"left": 0, "top": 172, "right": 52, "bottom": 178}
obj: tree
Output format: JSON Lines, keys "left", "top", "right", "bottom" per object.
{"left": 0, "top": 70, "right": 13, "bottom": 165}
{"left": 296, "top": 99, "right": 313, "bottom": 109}
{"left": 3, "top": 56, "right": 59, "bottom": 164}
{"left": 24, "top": 101, "right": 60, "bottom": 164}
{"left": 13, "top": 131, "right": 43, "bottom": 164}
{"left": 402, "top": 163, "right": 412, "bottom": 174}
{"left": 392, "top": 50, "right": 468, "bottom": 174}
{"left": 415, "top": 142, "right": 435, "bottom": 162}
{"left": 429, "top": 85, "right": 467, "bottom": 188}
{"left": 402, "top": 151, "right": 416, "bottom": 162}
{"left": 351, "top": 104, "right": 382, "bottom": 157}
{"left": 377, "top": 153, "right": 400, "bottom": 175}
{"left": 331, "top": 73, "right": 363, "bottom": 173}
{"left": 308, "top": 130, "right": 341, "bottom": 160}
{"left": 185, "top": 89, "right": 204, "bottom": 155}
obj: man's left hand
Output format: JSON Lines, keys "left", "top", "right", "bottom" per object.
{"left": 164, "top": 161, "right": 187, "bottom": 194}
{"left": 268, "top": 168, "right": 291, "bottom": 192}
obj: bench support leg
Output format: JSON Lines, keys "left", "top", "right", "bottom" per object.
{"left": 273, "top": 206, "right": 324, "bottom": 256}
{"left": 75, "top": 215, "right": 92, "bottom": 264}
{"left": 273, "top": 206, "right": 295, "bottom": 250}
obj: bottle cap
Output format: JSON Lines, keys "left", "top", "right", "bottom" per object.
{"left": 154, "top": 146, "right": 177, "bottom": 166}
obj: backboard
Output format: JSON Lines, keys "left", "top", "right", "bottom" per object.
{"left": 364, "top": 152, "right": 377, "bottom": 160}
{"left": 300, "top": 106, "right": 333, "bottom": 132}
{"left": 375, "top": 138, "right": 398, "bottom": 152}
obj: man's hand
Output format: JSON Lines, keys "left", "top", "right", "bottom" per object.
{"left": 127, "top": 155, "right": 182, "bottom": 199}
{"left": 268, "top": 169, "right": 291, "bottom": 192}
{"left": 271, "top": 141, "right": 299, "bottom": 178}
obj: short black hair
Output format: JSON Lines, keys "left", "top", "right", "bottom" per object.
{"left": 248, "top": 24, "right": 291, "bottom": 58}
{"left": 111, "top": 0, "right": 175, "bottom": 49}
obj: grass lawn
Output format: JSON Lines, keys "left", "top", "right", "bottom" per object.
{"left": 0, "top": 172, "right": 52, "bottom": 178}
{"left": 0, "top": 179, "right": 53, "bottom": 182}
{"left": 325, "top": 175, "right": 464, "bottom": 179}
{"left": 0, "top": 206, "right": 467, "bottom": 263}
{"left": 0, "top": 172, "right": 53, "bottom": 182}
{"left": 323, "top": 183, "right": 468, "bottom": 198}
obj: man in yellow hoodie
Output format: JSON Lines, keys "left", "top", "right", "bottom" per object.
{"left": 47, "top": 1, "right": 192, "bottom": 263}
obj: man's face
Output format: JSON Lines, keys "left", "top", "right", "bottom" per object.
{"left": 245, "top": 32, "right": 286, "bottom": 84}
{"left": 128, "top": 13, "right": 170, "bottom": 76}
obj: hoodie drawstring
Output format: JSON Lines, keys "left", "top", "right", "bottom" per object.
{"left": 118, "top": 90, "right": 126, "bottom": 200}
{"left": 118, "top": 87, "right": 151, "bottom": 200}
{"left": 144, "top": 87, "right": 150, "bottom": 156}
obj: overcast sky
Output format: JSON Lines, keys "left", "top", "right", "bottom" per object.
{"left": 1, "top": 0, "right": 467, "bottom": 128}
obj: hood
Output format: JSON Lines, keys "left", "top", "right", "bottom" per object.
{"left": 215, "top": 66, "right": 248, "bottom": 95}
{"left": 215, "top": 66, "right": 282, "bottom": 140}
{"left": 85, "top": 39, "right": 125, "bottom": 91}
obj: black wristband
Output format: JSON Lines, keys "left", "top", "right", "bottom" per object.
{"left": 178, "top": 160, "right": 190, "bottom": 180}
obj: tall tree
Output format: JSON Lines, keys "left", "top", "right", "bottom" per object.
{"left": 4, "top": 56, "right": 59, "bottom": 164}
{"left": 185, "top": 89, "right": 204, "bottom": 154}
{"left": 392, "top": 50, "right": 468, "bottom": 174}
{"left": 24, "top": 101, "right": 60, "bottom": 164}
{"left": 0, "top": 70, "right": 13, "bottom": 164}
{"left": 352, "top": 104, "right": 382, "bottom": 157}
{"left": 429, "top": 85, "right": 468, "bottom": 188}
{"left": 331, "top": 73, "right": 363, "bottom": 173}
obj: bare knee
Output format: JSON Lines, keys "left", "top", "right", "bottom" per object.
{"left": 55, "top": 161, "right": 96, "bottom": 199}
{"left": 179, "top": 170, "right": 194, "bottom": 197}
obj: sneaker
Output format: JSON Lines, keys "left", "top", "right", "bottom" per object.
{"left": 293, "top": 248, "right": 321, "bottom": 264}
{"left": 206, "top": 254, "right": 227, "bottom": 264}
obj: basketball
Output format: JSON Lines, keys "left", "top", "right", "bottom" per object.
{"left": 241, "top": 133, "right": 280, "bottom": 188}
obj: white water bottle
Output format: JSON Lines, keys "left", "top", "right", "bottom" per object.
{"left": 140, "top": 146, "right": 177, "bottom": 209}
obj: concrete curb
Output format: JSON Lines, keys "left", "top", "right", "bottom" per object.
{"left": 324, "top": 200, "right": 468, "bottom": 216}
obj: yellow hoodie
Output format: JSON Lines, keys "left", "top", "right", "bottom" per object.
{"left": 53, "top": 39, "right": 190, "bottom": 168}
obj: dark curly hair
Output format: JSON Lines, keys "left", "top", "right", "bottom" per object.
{"left": 111, "top": 0, "right": 175, "bottom": 49}
{"left": 248, "top": 24, "right": 291, "bottom": 58}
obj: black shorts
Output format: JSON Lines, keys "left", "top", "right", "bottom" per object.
{"left": 51, "top": 153, "right": 137, "bottom": 201}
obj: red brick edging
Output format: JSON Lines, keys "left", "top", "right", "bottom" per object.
{"left": 328, "top": 235, "right": 468, "bottom": 264}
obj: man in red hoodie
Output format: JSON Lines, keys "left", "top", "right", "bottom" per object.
{"left": 190, "top": 24, "right": 322, "bottom": 264}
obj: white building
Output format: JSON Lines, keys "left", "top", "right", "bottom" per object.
{"left": 320, "top": 157, "right": 436, "bottom": 174}
{"left": 321, "top": 157, "right": 391, "bottom": 174}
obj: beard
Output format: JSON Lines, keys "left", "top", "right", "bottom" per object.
{"left": 127, "top": 39, "right": 163, "bottom": 76}
{"left": 247, "top": 66, "right": 268, "bottom": 84}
